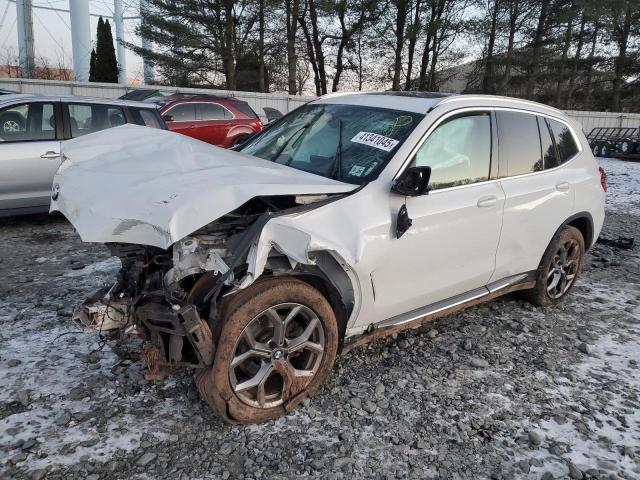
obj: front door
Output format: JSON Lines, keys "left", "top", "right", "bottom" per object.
{"left": 0, "top": 101, "right": 62, "bottom": 210}
{"left": 163, "top": 103, "right": 198, "bottom": 140}
{"left": 370, "top": 111, "right": 505, "bottom": 322}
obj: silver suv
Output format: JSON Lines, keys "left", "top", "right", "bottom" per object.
{"left": 0, "top": 94, "right": 166, "bottom": 216}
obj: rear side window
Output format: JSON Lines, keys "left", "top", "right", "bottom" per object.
{"left": 547, "top": 119, "right": 579, "bottom": 163}
{"left": 0, "top": 102, "right": 57, "bottom": 142}
{"left": 412, "top": 113, "right": 492, "bottom": 190}
{"left": 68, "top": 104, "right": 126, "bottom": 137}
{"left": 538, "top": 116, "right": 559, "bottom": 169}
{"left": 166, "top": 103, "right": 195, "bottom": 121}
{"left": 129, "top": 107, "right": 163, "bottom": 128}
{"left": 196, "top": 103, "right": 228, "bottom": 120}
{"left": 497, "top": 111, "right": 542, "bottom": 176}
{"left": 234, "top": 102, "right": 259, "bottom": 119}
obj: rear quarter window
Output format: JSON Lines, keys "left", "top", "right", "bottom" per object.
{"left": 547, "top": 118, "right": 579, "bottom": 163}
{"left": 129, "top": 107, "right": 163, "bottom": 128}
{"left": 233, "top": 102, "right": 259, "bottom": 119}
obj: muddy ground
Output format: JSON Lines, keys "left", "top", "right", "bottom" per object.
{"left": 0, "top": 157, "right": 638, "bottom": 480}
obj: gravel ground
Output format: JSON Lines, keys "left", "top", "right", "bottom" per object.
{"left": 0, "top": 158, "right": 639, "bottom": 480}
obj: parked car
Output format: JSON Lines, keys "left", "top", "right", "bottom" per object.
{"left": 51, "top": 92, "right": 605, "bottom": 424}
{"left": 0, "top": 94, "right": 166, "bottom": 216}
{"left": 155, "top": 94, "right": 263, "bottom": 148}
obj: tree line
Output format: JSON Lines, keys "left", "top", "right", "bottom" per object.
{"left": 130, "top": 0, "right": 640, "bottom": 111}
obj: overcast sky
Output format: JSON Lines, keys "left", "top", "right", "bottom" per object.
{"left": 0, "top": 0, "right": 145, "bottom": 82}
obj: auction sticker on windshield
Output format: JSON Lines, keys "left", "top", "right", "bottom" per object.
{"left": 351, "top": 132, "right": 400, "bottom": 152}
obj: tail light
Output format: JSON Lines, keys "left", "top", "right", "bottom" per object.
{"left": 598, "top": 166, "right": 607, "bottom": 192}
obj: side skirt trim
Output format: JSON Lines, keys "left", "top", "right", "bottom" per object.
{"left": 341, "top": 272, "right": 535, "bottom": 354}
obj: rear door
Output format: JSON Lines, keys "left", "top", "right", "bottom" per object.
{"left": 491, "top": 110, "right": 578, "bottom": 282}
{"left": 64, "top": 102, "right": 127, "bottom": 138}
{"left": 0, "top": 101, "right": 62, "bottom": 210}
{"left": 194, "top": 102, "right": 233, "bottom": 146}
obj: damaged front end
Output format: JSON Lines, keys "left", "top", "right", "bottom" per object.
{"left": 74, "top": 195, "right": 341, "bottom": 378}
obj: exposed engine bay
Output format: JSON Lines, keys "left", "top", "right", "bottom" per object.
{"left": 72, "top": 195, "right": 348, "bottom": 378}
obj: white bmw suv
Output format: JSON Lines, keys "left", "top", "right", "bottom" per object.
{"left": 52, "top": 92, "right": 605, "bottom": 423}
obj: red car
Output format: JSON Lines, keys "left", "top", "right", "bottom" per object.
{"left": 156, "top": 95, "right": 263, "bottom": 148}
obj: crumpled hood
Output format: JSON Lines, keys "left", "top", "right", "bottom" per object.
{"left": 50, "top": 124, "right": 355, "bottom": 249}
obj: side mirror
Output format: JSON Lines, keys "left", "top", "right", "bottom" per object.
{"left": 392, "top": 166, "right": 431, "bottom": 196}
{"left": 162, "top": 114, "right": 174, "bottom": 123}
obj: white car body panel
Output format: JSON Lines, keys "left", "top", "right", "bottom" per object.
{"left": 52, "top": 95, "right": 606, "bottom": 341}
{"left": 50, "top": 124, "right": 356, "bottom": 249}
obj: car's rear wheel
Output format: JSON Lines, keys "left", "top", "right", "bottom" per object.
{"left": 195, "top": 277, "right": 338, "bottom": 423}
{"left": 525, "top": 225, "right": 585, "bottom": 306}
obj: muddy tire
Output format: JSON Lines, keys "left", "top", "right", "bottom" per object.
{"left": 524, "top": 225, "right": 585, "bottom": 306}
{"left": 195, "top": 277, "right": 339, "bottom": 424}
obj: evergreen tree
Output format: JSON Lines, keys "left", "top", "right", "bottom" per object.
{"left": 91, "top": 16, "right": 119, "bottom": 83}
{"left": 89, "top": 48, "right": 97, "bottom": 82}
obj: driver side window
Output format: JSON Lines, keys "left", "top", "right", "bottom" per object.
{"left": 411, "top": 113, "right": 491, "bottom": 190}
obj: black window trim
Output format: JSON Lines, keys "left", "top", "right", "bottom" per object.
{"left": 0, "top": 101, "right": 62, "bottom": 144}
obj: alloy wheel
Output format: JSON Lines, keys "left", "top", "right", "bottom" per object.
{"left": 229, "top": 303, "right": 325, "bottom": 408}
{"left": 2, "top": 120, "right": 20, "bottom": 132}
{"left": 546, "top": 238, "right": 580, "bottom": 299}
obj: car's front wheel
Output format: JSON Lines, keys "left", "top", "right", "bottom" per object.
{"left": 195, "top": 277, "right": 339, "bottom": 423}
{"left": 525, "top": 225, "right": 585, "bottom": 306}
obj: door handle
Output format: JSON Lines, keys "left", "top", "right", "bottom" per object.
{"left": 556, "top": 181, "right": 570, "bottom": 192}
{"left": 188, "top": 124, "right": 197, "bottom": 129}
{"left": 40, "top": 151, "right": 60, "bottom": 159}
{"left": 477, "top": 195, "right": 497, "bottom": 208}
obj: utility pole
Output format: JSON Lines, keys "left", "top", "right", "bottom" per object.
{"left": 113, "top": 0, "right": 127, "bottom": 84}
{"left": 16, "top": 0, "right": 35, "bottom": 78}
{"left": 140, "top": 0, "right": 154, "bottom": 84}
{"left": 69, "top": 0, "right": 91, "bottom": 81}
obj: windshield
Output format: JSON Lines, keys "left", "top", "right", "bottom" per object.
{"left": 239, "top": 104, "right": 424, "bottom": 184}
